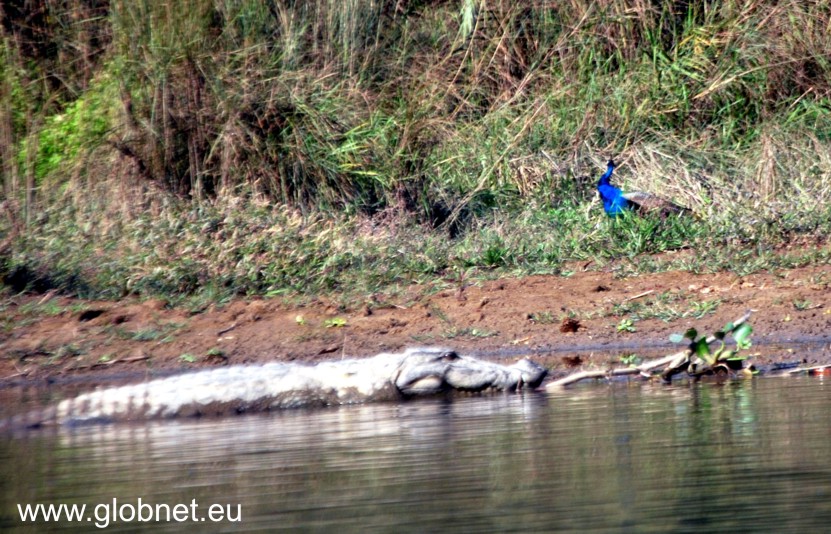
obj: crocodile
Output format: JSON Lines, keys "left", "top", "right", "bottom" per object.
{"left": 4, "top": 348, "right": 547, "bottom": 428}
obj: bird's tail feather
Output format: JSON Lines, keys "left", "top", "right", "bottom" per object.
{"left": 621, "top": 191, "right": 692, "bottom": 217}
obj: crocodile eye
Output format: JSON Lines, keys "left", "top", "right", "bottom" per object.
{"left": 440, "top": 351, "right": 459, "bottom": 361}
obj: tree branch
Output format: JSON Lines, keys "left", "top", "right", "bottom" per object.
{"left": 546, "top": 310, "right": 753, "bottom": 390}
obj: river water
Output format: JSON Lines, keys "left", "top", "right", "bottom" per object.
{"left": 2, "top": 376, "right": 830, "bottom": 532}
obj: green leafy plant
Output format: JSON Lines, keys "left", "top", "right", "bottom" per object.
{"left": 616, "top": 318, "right": 637, "bottom": 333}
{"left": 668, "top": 318, "right": 753, "bottom": 377}
{"left": 324, "top": 317, "right": 347, "bottom": 328}
{"left": 793, "top": 299, "right": 814, "bottom": 311}
{"left": 620, "top": 353, "right": 642, "bottom": 366}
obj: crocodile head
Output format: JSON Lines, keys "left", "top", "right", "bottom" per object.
{"left": 393, "top": 348, "right": 547, "bottom": 396}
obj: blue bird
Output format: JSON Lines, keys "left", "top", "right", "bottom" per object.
{"left": 596, "top": 159, "right": 690, "bottom": 217}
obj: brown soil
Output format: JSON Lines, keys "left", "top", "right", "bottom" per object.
{"left": 2, "top": 263, "right": 830, "bottom": 385}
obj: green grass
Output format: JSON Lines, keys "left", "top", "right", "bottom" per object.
{"left": 3, "top": 1, "right": 831, "bottom": 303}
{"left": 606, "top": 294, "right": 722, "bottom": 323}
{"left": 2, "top": 186, "right": 830, "bottom": 304}
{"left": 106, "top": 322, "right": 185, "bottom": 343}
{"left": 443, "top": 326, "right": 498, "bottom": 340}
{"left": 17, "top": 300, "right": 87, "bottom": 317}
{"left": 528, "top": 311, "right": 557, "bottom": 325}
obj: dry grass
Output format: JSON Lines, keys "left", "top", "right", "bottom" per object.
{"left": 3, "top": 1, "right": 831, "bottom": 299}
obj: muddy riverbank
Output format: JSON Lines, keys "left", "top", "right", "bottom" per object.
{"left": 2, "top": 263, "right": 830, "bottom": 385}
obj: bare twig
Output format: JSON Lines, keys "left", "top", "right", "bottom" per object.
{"left": 546, "top": 352, "right": 678, "bottom": 389}
{"left": 624, "top": 290, "right": 654, "bottom": 302}
{"left": 217, "top": 322, "right": 238, "bottom": 336}
{"left": 37, "top": 290, "right": 58, "bottom": 305}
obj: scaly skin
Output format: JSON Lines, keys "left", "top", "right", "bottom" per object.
{"left": 3, "top": 348, "right": 547, "bottom": 429}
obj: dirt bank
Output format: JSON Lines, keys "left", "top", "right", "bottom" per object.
{"left": 2, "top": 263, "right": 830, "bottom": 384}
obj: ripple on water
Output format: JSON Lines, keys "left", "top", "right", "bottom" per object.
{"left": 2, "top": 377, "right": 831, "bottom": 532}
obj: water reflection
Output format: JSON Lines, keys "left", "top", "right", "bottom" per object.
{"left": 2, "top": 379, "right": 831, "bottom": 532}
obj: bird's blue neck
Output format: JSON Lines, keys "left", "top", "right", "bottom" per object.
{"left": 598, "top": 163, "right": 615, "bottom": 186}
{"left": 596, "top": 162, "right": 630, "bottom": 216}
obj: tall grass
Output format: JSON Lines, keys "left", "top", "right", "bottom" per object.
{"left": 2, "top": 0, "right": 831, "bottom": 299}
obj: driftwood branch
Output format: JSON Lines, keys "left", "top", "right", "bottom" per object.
{"left": 546, "top": 310, "right": 753, "bottom": 390}
{"left": 788, "top": 364, "right": 831, "bottom": 376}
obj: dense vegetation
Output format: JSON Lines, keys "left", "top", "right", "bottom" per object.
{"left": 2, "top": 0, "right": 831, "bottom": 302}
